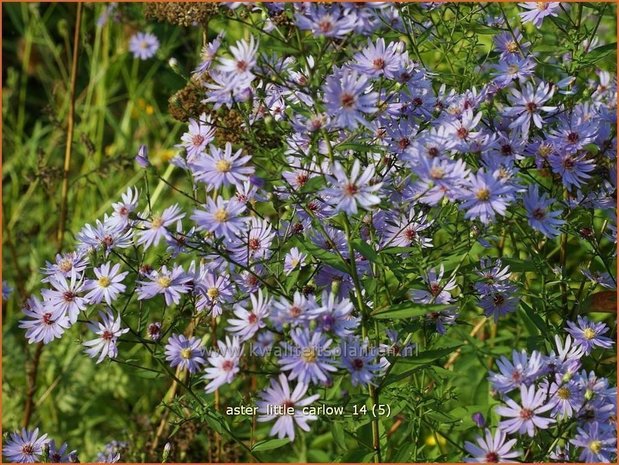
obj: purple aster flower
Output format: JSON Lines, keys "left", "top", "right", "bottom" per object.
{"left": 503, "top": 81, "right": 556, "bottom": 136}
{"left": 76, "top": 216, "right": 133, "bottom": 255}
{"left": 137, "top": 204, "right": 185, "bottom": 250}
{"left": 195, "top": 272, "right": 233, "bottom": 317}
{"left": 2, "top": 280, "right": 13, "bottom": 300}
{"left": 340, "top": 337, "right": 383, "bottom": 386}
{"left": 84, "top": 262, "right": 127, "bottom": 305}
{"left": 137, "top": 265, "right": 191, "bottom": 306}
{"left": 323, "top": 69, "right": 378, "bottom": 129}
{"left": 203, "top": 70, "right": 255, "bottom": 110}
{"left": 493, "top": 30, "right": 530, "bottom": 61}
{"left": 135, "top": 144, "right": 149, "bottom": 168}
{"left": 165, "top": 334, "right": 206, "bottom": 374}
{"left": 489, "top": 349, "right": 544, "bottom": 394}
{"left": 284, "top": 247, "right": 307, "bottom": 275}
{"left": 492, "top": 56, "right": 536, "bottom": 86}
{"left": 565, "top": 316, "right": 614, "bottom": 355}
{"left": 47, "top": 440, "right": 76, "bottom": 463}
{"left": 352, "top": 38, "right": 401, "bottom": 79}
{"left": 479, "top": 286, "right": 519, "bottom": 321}
{"left": 191, "top": 142, "right": 254, "bottom": 190}
{"left": 217, "top": 35, "right": 258, "bottom": 79}
{"left": 41, "top": 251, "right": 88, "bottom": 283}
{"left": 230, "top": 218, "right": 276, "bottom": 264}
{"left": 580, "top": 269, "right": 616, "bottom": 289}
{"left": 256, "top": 373, "right": 320, "bottom": 441}
{"left": 295, "top": 4, "right": 356, "bottom": 38}
{"left": 203, "top": 336, "right": 242, "bottom": 393}
{"left": 191, "top": 196, "right": 247, "bottom": 241}
{"left": 464, "top": 428, "right": 520, "bottom": 463}
{"left": 544, "top": 334, "right": 584, "bottom": 376}
{"left": 471, "top": 412, "right": 486, "bottom": 428}
{"left": 474, "top": 258, "right": 513, "bottom": 295}
{"left": 461, "top": 170, "right": 515, "bottom": 224}
{"left": 110, "top": 187, "right": 139, "bottom": 229}
{"left": 546, "top": 376, "right": 584, "bottom": 418}
{"left": 548, "top": 151, "right": 595, "bottom": 189}
{"left": 147, "top": 322, "right": 162, "bottom": 341}
{"left": 252, "top": 330, "right": 275, "bottom": 357}
{"left": 310, "top": 291, "right": 359, "bottom": 337}
{"left": 496, "top": 384, "right": 555, "bottom": 436}
{"left": 523, "top": 184, "right": 565, "bottom": 238}
{"left": 83, "top": 310, "right": 129, "bottom": 364}
{"left": 179, "top": 113, "right": 215, "bottom": 159}
{"left": 381, "top": 210, "right": 433, "bottom": 248}
{"left": 409, "top": 265, "right": 457, "bottom": 304}
{"left": 271, "top": 291, "right": 315, "bottom": 329}
{"left": 570, "top": 422, "right": 616, "bottom": 463}
{"left": 279, "top": 328, "right": 338, "bottom": 385}
{"left": 406, "top": 156, "right": 469, "bottom": 206}
{"left": 322, "top": 160, "right": 382, "bottom": 214}
{"left": 226, "top": 290, "right": 271, "bottom": 341}
{"left": 193, "top": 32, "right": 224, "bottom": 77}
{"left": 41, "top": 270, "right": 86, "bottom": 324}
{"left": 2, "top": 428, "right": 49, "bottom": 463}
{"left": 129, "top": 32, "right": 159, "bottom": 60}
{"left": 19, "top": 296, "right": 71, "bottom": 345}
{"left": 518, "top": 2, "right": 562, "bottom": 27}
{"left": 425, "top": 307, "right": 459, "bottom": 335}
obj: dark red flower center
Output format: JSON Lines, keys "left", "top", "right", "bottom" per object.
{"left": 352, "top": 358, "right": 364, "bottom": 370}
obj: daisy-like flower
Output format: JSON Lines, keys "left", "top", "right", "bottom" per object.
{"left": 2, "top": 428, "right": 49, "bottom": 463}
{"left": 84, "top": 262, "right": 128, "bottom": 305}
{"left": 191, "top": 196, "right": 247, "bottom": 241}
{"left": 19, "top": 296, "right": 71, "bottom": 345}
{"left": 570, "top": 422, "right": 617, "bottom": 463}
{"left": 407, "top": 156, "right": 469, "bottom": 206}
{"left": 217, "top": 36, "right": 259, "bottom": 78}
{"left": 322, "top": 159, "right": 382, "bottom": 214}
{"left": 295, "top": 4, "right": 356, "bottom": 38}
{"left": 340, "top": 337, "right": 383, "bottom": 386}
{"left": 230, "top": 217, "right": 276, "bottom": 263}
{"left": 310, "top": 291, "right": 359, "bottom": 337}
{"left": 523, "top": 184, "right": 565, "bottom": 239}
{"left": 279, "top": 328, "right": 338, "bottom": 385}
{"left": 489, "top": 349, "right": 544, "bottom": 394}
{"left": 226, "top": 290, "right": 271, "bottom": 341}
{"left": 110, "top": 187, "right": 139, "bottom": 229}
{"left": 353, "top": 38, "right": 401, "bottom": 79}
{"left": 496, "top": 384, "right": 555, "bottom": 436}
{"left": 464, "top": 428, "right": 521, "bottom": 463}
{"left": 409, "top": 265, "right": 458, "bottom": 305}
{"left": 461, "top": 170, "right": 515, "bottom": 224}
{"left": 135, "top": 144, "right": 149, "bottom": 168}
{"left": 128, "top": 32, "right": 159, "bottom": 60}
{"left": 41, "top": 270, "right": 86, "bottom": 324}
{"left": 544, "top": 334, "right": 584, "bottom": 376}
{"left": 193, "top": 32, "right": 224, "bottom": 77}
{"left": 179, "top": 113, "right": 215, "bottom": 159}
{"left": 191, "top": 142, "right": 254, "bottom": 190}
{"left": 83, "top": 310, "right": 129, "bottom": 364}
{"left": 47, "top": 440, "right": 76, "bottom": 463}
{"left": 565, "top": 316, "right": 614, "bottom": 355}
{"left": 137, "top": 265, "right": 191, "bottom": 306}
{"left": 323, "top": 69, "right": 378, "bottom": 129}
{"left": 479, "top": 287, "right": 520, "bottom": 322}
{"left": 196, "top": 272, "right": 233, "bottom": 317}
{"left": 548, "top": 152, "right": 595, "bottom": 189}
{"left": 137, "top": 204, "right": 185, "bottom": 250}
{"left": 77, "top": 216, "right": 134, "bottom": 255}
{"left": 203, "top": 336, "right": 242, "bottom": 393}
{"left": 382, "top": 210, "right": 433, "bottom": 248}
{"left": 147, "top": 322, "right": 162, "bottom": 341}
{"left": 518, "top": 2, "right": 562, "bottom": 27}
{"left": 503, "top": 81, "right": 556, "bottom": 136}
{"left": 271, "top": 291, "right": 314, "bottom": 329}
{"left": 492, "top": 56, "right": 536, "bottom": 86}
{"left": 41, "top": 251, "right": 88, "bottom": 283}
{"left": 546, "top": 377, "right": 583, "bottom": 418}
{"left": 257, "top": 373, "right": 320, "bottom": 441}
{"left": 493, "top": 30, "right": 530, "bottom": 61}
{"left": 284, "top": 247, "right": 307, "bottom": 275}
{"left": 165, "top": 334, "right": 206, "bottom": 374}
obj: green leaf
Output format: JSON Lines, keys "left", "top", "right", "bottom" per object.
{"left": 372, "top": 302, "right": 452, "bottom": 320}
{"left": 351, "top": 239, "right": 379, "bottom": 263}
{"left": 251, "top": 438, "right": 290, "bottom": 452}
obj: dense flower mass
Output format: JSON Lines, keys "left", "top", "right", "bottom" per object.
{"left": 3, "top": 2, "right": 616, "bottom": 463}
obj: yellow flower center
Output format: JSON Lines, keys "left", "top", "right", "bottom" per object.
{"left": 476, "top": 188, "right": 491, "bottom": 201}
{"left": 207, "top": 287, "right": 220, "bottom": 299}
{"left": 157, "top": 276, "right": 172, "bottom": 288}
{"left": 290, "top": 258, "right": 300, "bottom": 268}
{"left": 588, "top": 440, "right": 602, "bottom": 454}
{"left": 557, "top": 387, "right": 571, "bottom": 400}
{"left": 213, "top": 208, "right": 228, "bottom": 223}
{"left": 59, "top": 260, "right": 73, "bottom": 273}
{"left": 215, "top": 159, "right": 232, "bottom": 173}
{"left": 151, "top": 216, "right": 164, "bottom": 228}
{"left": 583, "top": 328, "right": 596, "bottom": 340}
{"left": 180, "top": 348, "right": 192, "bottom": 359}
{"left": 430, "top": 167, "right": 445, "bottom": 179}
{"left": 301, "top": 347, "right": 317, "bottom": 363}
{"left": 506, "top": 41, "right": 519, "bottom": 53}
{"left": 98, "top": 276, "right": 111, "bottom": 288}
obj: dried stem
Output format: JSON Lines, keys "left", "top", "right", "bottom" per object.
{"left": 56, "top": 2, "right": 83, "bottom": 250}
{"left": 22, "top": 342, "right": 44, "bottom": 427}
